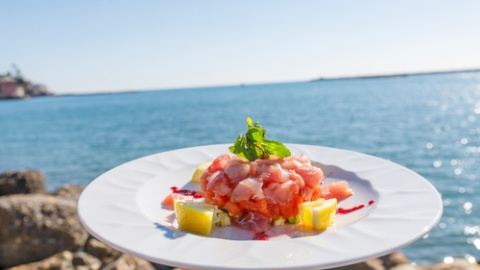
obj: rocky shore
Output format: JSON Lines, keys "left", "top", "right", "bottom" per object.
{"left": 0, "top": 170, "right": 478, "bottom": 270}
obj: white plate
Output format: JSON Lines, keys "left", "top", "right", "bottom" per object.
{"left": 78, "top": 144, "right": 442, "bottom": 270}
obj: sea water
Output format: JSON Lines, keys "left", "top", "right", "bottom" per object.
{"left": 1, "top": 71, "right": 480, "bottom": 264}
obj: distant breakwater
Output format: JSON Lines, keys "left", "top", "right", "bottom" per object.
{"left": 310, "top": 67, "right": 480, "bottom": 82}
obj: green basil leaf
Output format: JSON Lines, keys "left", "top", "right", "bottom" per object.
{"left": 262, "top": 139, "right": 291, "bottom": 158}
{"left": 229, "top": 117, "right": 291, "bottom": 161}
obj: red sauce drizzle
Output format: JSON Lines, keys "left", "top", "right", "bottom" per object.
{"left": 337, "top": 204, "right": 364, "bottom": 214}
{"left": 170, "top": 186, "right": 203, "bottom": 198}
{"left": 337, "top": 200, "right": 375, "bottom": 214}
{"left": 253, "top": 232, "right": 269, "bottom": 241}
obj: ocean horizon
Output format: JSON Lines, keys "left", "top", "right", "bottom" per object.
{"left": 1, "top": 70, "right": 480, "bottom": 265}
{"left": 43, "top": 67, "right": 480, "bottom": 97}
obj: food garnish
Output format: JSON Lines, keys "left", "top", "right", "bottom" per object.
{"left": 299, "top": 198, "right": 337, "bottom": 231}
{"left": 174, "top": 200, "right": 216, "bottom": 236}
{"left": 191, "top": 161, "right": 213, "bottom": 183}
{"left": 229, "top": 117, "right": 291, "bottom": 161}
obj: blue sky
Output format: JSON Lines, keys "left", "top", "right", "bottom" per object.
{"left": 2, "top": 1, "right": 480, "bottom": 94}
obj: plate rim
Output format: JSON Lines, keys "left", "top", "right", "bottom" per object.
{"left": 78, "top": 143, "right": 443, "bottom": 270}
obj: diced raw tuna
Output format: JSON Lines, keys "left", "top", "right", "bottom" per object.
{"left": 320, "top": 180, "right": 354, "bottom": 201}
{"left": 200, "top": 154, "right": 353, "bottom": 222}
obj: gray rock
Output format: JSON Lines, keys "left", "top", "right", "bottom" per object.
{"left": 0, "top": 194, "right": 88, "bottom": 268}
{"left": 4, "top": 250, "right": 74, "bottom": 270}
{"left": 52, "top": 184, "right": 85, "bottom": 201}
{"left": 152, "top": 263, "right": 176, "bottom": 270}
{"left": 84, "top": 237, "right": 122, "bottom": 265}
{"left": 0, "top": 170, "right": 45, "bottom": 196}
{"left": 103, "top": 253, "right": 156, "bottom": 270}
{"left": 380, "top": 252, "right": 409, "bottom": 268}
{"left": 72, "top": 251, "right": 102, "bottom": 270}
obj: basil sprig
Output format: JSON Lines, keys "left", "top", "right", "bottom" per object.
{"left": 229, "top": 117, "right": 291, "bottom": 161}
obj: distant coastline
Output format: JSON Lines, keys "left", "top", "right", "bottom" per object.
{"left": 3, "top": 67, "right": 480, "bottom": 100}
{"left": 310, "top": 67, "right": 480, "bottom": 82}
{"left": 63, "top": 67, "right": 480, "bottom": 97}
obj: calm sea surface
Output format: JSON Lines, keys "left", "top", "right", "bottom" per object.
{"left": 1, "top": 71, "right": 480, "bottom": 265}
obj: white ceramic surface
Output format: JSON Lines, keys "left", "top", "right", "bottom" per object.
{"left": 78, "top": 144, "right": 443, "bottom": 270}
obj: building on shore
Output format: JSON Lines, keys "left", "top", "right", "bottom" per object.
{"left": 0, "top": 69, "right": 52, "bottom": 99}
{"left": 0, "top": 75, "right": 26, "bottom": 99}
